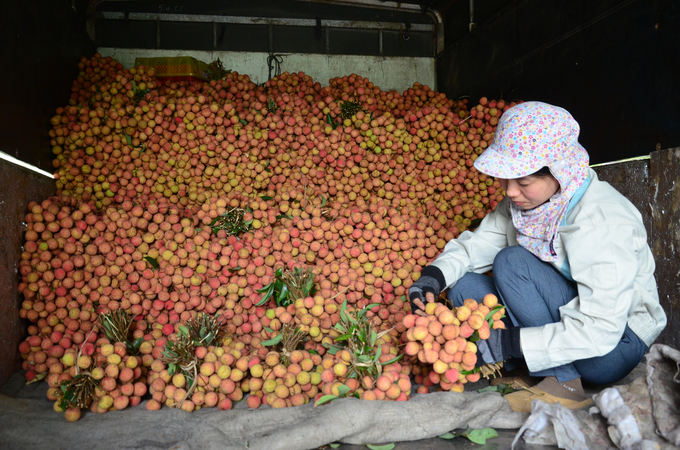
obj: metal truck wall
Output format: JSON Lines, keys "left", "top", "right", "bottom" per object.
{"left": 98, "top": 48, "right": 436, "bottom": 94}
{"left": 91, "top": 0, "right": 435, "bottom": 58}
{"left": 437, "top": 0, "right": 680, "bottom": 165}
{"left": 2, "top": 0, "right": 95, "bottom": 170}
{"left": 0, "top": 161, "right": 55, "bottom": 387}
{"left": 594, "top": 151, "right": 679, "bottom": 349}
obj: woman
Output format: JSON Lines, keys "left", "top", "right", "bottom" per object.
{"left": 408, "top": 101, "right": 666, "bottom": 413}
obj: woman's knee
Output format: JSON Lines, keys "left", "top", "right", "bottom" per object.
{"left": 492, "top": 246, "right": 532, "bottom": 278}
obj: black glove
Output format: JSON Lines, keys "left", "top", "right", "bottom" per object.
{"left": 408, "top": 265, "right": 446, "bottom": 312}
{"left": 476, "top": 326, "right": 523, "bottom": 366}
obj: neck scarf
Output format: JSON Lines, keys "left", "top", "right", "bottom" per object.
{"left": 508, "top": 147, "right": 589, "bottom": 261}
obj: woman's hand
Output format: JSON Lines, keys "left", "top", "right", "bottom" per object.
{"left": 476, "top": 327, "right": 523, "bottom": 364}
{"left": 408, "top": 267, "right": 445, "bottom": 315}
{"left": 412, "top": 291, "right": 436, "bottom": 316}
{"left": 408, "top": 285, "right": 438, "bottom": 316}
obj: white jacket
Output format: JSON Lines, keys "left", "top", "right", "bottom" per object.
{"left": 430, "top": 169, "right": 666, "bottom": 373}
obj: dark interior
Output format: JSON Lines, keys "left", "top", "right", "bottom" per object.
{"left": 3, "top": 0, "right": 678, "bottom": 168}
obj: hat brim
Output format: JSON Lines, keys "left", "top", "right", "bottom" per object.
{"left": 473, "top": 146, "right": 544, "bottom": 179}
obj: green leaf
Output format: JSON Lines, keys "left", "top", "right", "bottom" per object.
{"left": 261, "top": 334, "right": 283, "bottom": 346}
{"left": 260, "top": 195, "right": 273, "bottom": 201}
{"left": 324, "top": 344, "right": 342, "bottom": 355}
{"left": 304, "top": 277, "right": 315, "bottom": 296}
{"left": 335, "top": 333, "right": 352, "bottom": 342}
{"left": 276, "top": 284, "right": 289, "bottom": 306}
{"left": 239, "top": 119, "right": 247, "bottom": 125}
{"left": 469, "top": 217, "right": 483, "bottom": 230}
{"left": 264, "top": 327, "right": 273, "bottom": 333}
{"left": 314, "top": 394, "right": 338, "bottom": 406}
{"left": 336, "top": 384, "right": 350, "bottom": 397}
{"left": 356, "top": 354, "right": 370, "bottom": 363}
{"left": 358, "top": 303, "right": 379, "bottom": 319}
{"left": 466, "top": 428, "right": 498, "bottom": 445}
{"left": 178, "top": 325, "right": 189, "bottom": 336}
{"left": 256, "top": 285, "right": 274, "bottom": 306}
{"left": 257, "top": 283, "right": 274, "bottom": 294}
{"left": 144, "top": 256, "right": 159, "bottom": 268}
{"left": 229, "top": 266, "right": 244, "bottom": 273}
{"left": 339, "top": 309, "right": 348, "bottom": 324}
{"left": 370, "top": 330, "right": 377, "bottom": 346}
{"left": 469, "top": 330, "right": 480, "bottom": 342}
{"left": 479, "top": 383, "right": 516, "bottom": 395}
{"left": 320, "top": 195, "right": 327, "bottom": 207}
{"left": 485, "top": 304, "right": 505, "bottom": 321}
{"left": 438, "top": 432, "right": 457, "bottom": 439}
{"left": 477, "top": 386, "right": 501, "bottom": 393}
{"left": 329, "top": 444, "right": 340, "bottom": 448}
{"left": 366, "top": 445, "right": 395, "bottom": 450}
{"left": 373, "top": 345, "right": 382, "bottom": 363}
{"left": 326, "top": 113, "right": 333, "bottom": 125}
{"left": 127, "top": 337, "right": 144, "bottom": 353}
{"left": 255, "top": 295, "right": 270, "bottom": 307}
{"left": 63, "top": 389, "right": 74, "bottom": 402}
{"left": 276, "top": 214, "right": 292, "bottom": 220}
{"left": 124, "top": 132, "right": 133, "bottom": 145}
{"left": 380, "top": 354, "right": 404, "bottom": 366}
{"left": 358, "top": 328, "right": 367, "bottom": 344}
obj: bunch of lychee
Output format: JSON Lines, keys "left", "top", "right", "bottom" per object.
{"left": 315, "top": 338, "right": 411, "bottom": 402}
{"left": 48, "top": 339, "right": 149, "bottom": 421}
{"left": 401, "top": 294, "right": 505, "bottom": 393}
{"left": 145, "top": 340, "right": 251, "bottom": 412}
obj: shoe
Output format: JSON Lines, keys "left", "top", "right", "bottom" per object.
{"left": 503, "top": 386, "right": 594, "bottom": 413}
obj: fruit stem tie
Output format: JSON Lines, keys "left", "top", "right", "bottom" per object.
{"left": 177, "top": 358, "right": 198, "bottom": 409}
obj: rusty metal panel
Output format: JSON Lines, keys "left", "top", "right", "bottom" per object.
{"left": 594, "top": 160, "right": 652, "bottom": 239}
{"left": 649, "top": 148, "right": 680, "bottom": 349}
{"left": 0, "top": 160, "right": 55, "bottom": 387}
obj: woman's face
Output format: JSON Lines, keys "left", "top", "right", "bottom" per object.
{"left": 498, "top": 174, "right": 560, "bottom": 210}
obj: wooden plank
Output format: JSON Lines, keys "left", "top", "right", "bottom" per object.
{"left": 650, "top": 148, "right": 680, "bottom": 348}
{"left": 0, "top": 160, "right": 55, "bottom": 387}
{"left": 594, "top": 159, "right": 652, "bottom": 240}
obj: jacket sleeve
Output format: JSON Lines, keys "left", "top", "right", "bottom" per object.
{"left": 430, "top": 198, "right": 512, "bottom": 289}
{"left": 519, "top": 221, "right": 645, "bottom": 372}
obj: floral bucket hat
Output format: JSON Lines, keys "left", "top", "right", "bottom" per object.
{"left": 474, "top": 101, "right": 589, "bottom": 180}
{"left": 474, "top": 101, "right": 590, "bottom": 261}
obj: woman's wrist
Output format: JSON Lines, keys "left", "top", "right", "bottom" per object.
{"left": 419, "top": 265, "right": 446, "bottom": 292}
{"left": 502, "top": 327, "right": 523, "bottom": 358}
